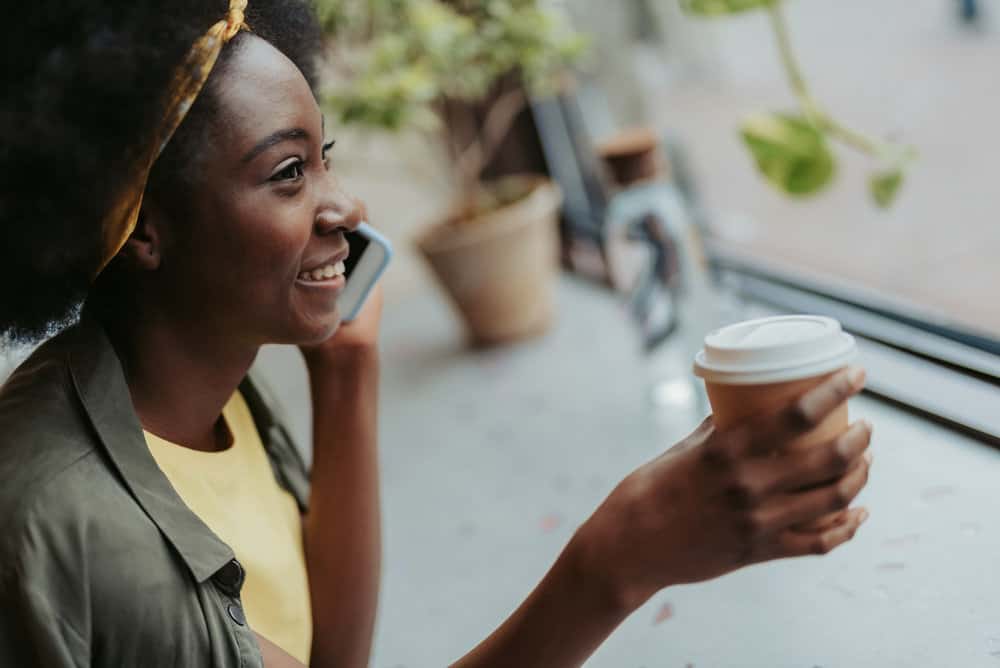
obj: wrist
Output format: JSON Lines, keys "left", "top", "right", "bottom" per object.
{"left": 302, "top": 342, "right": 379, "bottom": 375}
{"left": 566, "top": 524, "right": 648, "bottom": 619}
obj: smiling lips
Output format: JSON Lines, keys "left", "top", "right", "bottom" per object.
{"left": 297, "top": 260, "right": 346, "bottom": 283}
{"left": 298, "top": 244, "right": 350, "bottom": 285}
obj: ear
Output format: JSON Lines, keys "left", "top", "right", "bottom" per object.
{"left": 118, "top": 204, "right": 165, "bottom": 272}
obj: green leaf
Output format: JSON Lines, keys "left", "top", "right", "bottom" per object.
{"left": 740, "top": 112, "right": 836, "bottom": 197}
{"left": 870, "top": 168, "right": 905, "bottom": 209}
{"left": 681, "top": 0, "right": 778, "bottom": 16}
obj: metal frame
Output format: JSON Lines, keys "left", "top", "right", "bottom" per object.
{"left": 712, "top": 248, "right": 1000, "bottom": 447}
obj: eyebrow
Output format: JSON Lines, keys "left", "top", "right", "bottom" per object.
{"left": 240, "top": 128, "right": 310, "bottom": 164}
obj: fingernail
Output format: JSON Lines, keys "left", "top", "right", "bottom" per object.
{"left": 861, "top": 419, "right": 874, "bottom": 435}
{"left": 864, "top": 451, "right": 873, "bottom": 466}
{"left": 858, "top": 508, "right": 870, "bottom": 524}
{"left": 847, "top": 366, "right": 866, "bottom": 388}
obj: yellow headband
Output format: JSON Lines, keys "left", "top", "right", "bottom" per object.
{"left": 95, "top": 0, "right": 249, "bottom": 275}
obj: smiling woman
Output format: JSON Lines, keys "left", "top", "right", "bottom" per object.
{"left": 0, "top": 1, "right": 874, "bottom": 667}
{"left": 1, "top": 1, "right": 326, "bottom": 343}
{"left": 0, "top": 1, "right": 374, "bottom": 666}
{"left": 93, "top": 34, "right": 361, "bottom": 349}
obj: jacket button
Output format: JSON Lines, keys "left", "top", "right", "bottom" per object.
{"left": 227, "top": 603, "right": 246, "bottom": 626}
{"left": 214, "top": 559, "right": 245, "bottom": 597}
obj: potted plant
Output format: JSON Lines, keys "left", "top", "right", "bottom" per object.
{"left": 316, "top": 0, "right": 586, "bottom": 345}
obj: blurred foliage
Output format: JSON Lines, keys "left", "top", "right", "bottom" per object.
{"left": 317, "top": 0, "right": 587, "bottom": 132}
{"left": 741, "top": 113, "right": 835, "bottom": 197}
{"left": 681, "top": 0, "right": 775, "bottom": 16}
{"left": 681, "top": 0, "right": 914, "bottom": 208}
{"left": 870, "top": 168, "right": 905, "bottom": 209}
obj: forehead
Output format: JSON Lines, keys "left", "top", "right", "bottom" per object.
{"left": 213, "top": 35, "right": 320, "bottom": 142}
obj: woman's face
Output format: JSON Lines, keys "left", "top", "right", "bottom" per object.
{"left": 150, "top": 35, "right": 363, "bottom": 347}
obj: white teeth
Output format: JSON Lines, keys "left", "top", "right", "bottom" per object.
{"left": 299, "top": 261, "right": 345, "bottom": 282}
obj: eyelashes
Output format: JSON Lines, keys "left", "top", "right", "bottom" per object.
{"left": 270, "top": 140, "right": 336, "bottom": 184}
{"left": 271, "top": 160, "right": 305, "bottom": 182}
{"left": 321, "top": 139, "right": 336, "bottom": 170}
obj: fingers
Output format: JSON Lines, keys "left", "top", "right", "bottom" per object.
{"left": 713, "top": 421, "right": 871, "bottom": 510}
{"left": 752, "top": 452, "right": 871, "bottom": 532}
{"left": 763, "top": 420, "right": 873, "bottom": 495}
{"left": 737, "top": 367, "right": 866, "bottom": 456}
{"left": 795, "top": 508, "right": 849, "bottom": 532}
{"left": 656, "top": 415, "right": 715, "bottom": 462}
{"left": 775, "top": 507, "right": 870, "bottom": 557}
{"left": 781, "top": 366, "right": 866, "bottom": 439}
{"left": 695, "top": 414, "right": 715, "bottom": 434}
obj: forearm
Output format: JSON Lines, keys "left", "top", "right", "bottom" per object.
{"left": 451, "top": 531, "right": 632, "bottom": 668}
{"left": 303, "top": 347, "right": 381, "bottom": 668}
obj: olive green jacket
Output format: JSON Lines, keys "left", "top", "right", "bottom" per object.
{"left": 0, "top": 317, "right": 311, "bottom": 667}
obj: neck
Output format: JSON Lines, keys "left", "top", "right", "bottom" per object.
{"left": 101, "top": 303, "right": 259, "bottom": 453}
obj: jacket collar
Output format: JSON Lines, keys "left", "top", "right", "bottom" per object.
{"left": 66, "top": 316, "right": 235, "bottom": 583}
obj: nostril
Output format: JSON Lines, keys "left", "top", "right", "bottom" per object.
{"left": 314, "top": 209, "right": 344, "bottom": 234}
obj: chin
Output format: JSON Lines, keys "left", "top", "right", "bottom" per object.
{"left": 270, "top": 303, "right": 343, "bottom": 347}
{"left": 299, "top": 313, "right": 342, "bottom": 344}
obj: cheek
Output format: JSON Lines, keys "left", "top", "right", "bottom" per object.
{"left": 184, "top": 187, "right": 317, "bottom": 328}
{"left": 230, "top": 199, "right": 312, "bottom": 281}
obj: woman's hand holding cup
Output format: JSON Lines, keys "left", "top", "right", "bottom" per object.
{"left": 572, "top": 366, "right": 872, "bottom": 614}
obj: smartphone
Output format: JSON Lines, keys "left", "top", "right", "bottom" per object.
{"left": 339, "top": 222, "right": 393, "bottom": 322}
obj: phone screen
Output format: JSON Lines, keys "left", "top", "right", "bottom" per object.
{"left": 344, "top": 231, "right": 371, "bottom": 278}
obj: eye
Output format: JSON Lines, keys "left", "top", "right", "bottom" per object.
{"left": 271, "top": 159, "right": 305, "bottom": 182}
{"left": 322, "top": 140, "right": 336, "bottom": 169}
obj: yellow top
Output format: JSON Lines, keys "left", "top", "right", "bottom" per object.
{"left": 145, "top": 392, "right": 312, "bottom": 663}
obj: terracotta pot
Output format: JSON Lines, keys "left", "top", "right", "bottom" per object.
{"left": 597, "top": 127, "right": 664, "bottom": 187}
{"left": 416, "top": 177, "right": 563, "bottom": 346}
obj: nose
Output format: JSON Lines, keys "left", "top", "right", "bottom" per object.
{"left": 315, "top": 177, "right": 364, "bottom": 236}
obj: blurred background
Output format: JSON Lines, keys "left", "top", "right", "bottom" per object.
{"left": 279, "top": 2, "right": 1000, "bottom": 665}
{"left": 330, "top": 0, "right": 999, "bottom": 341}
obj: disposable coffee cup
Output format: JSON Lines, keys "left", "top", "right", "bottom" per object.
{"left": 694, "top": 316, "right": 858, "bottom": 528}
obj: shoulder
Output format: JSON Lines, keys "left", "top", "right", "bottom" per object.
{"left": 0, "top": 440, "right": 181, "bottom": 618}
{"left": 0, "top": 452, "right": 209, "bottom": 668}
{"left": 0, "top": 451, "right": 97, "bottom": 567}
{"left": 0, "top": 328, "right": 104, "bottom": 541}
{"left": 0, "top": 450, "right": 124, "bottom": 570}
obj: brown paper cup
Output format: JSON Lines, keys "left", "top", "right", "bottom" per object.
{"left": 706, "top": 371, "right": 848, "bottom": 448}
{"left": 694, "top": 316, "right": 858, "bottom": 531}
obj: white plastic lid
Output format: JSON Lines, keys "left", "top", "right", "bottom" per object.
{"left": 693, "top": 315, "right": 857, "bottom": 385}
